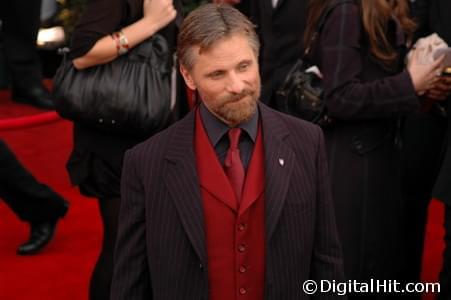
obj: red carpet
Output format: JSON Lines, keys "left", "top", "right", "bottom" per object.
{"left": 0, "top": 86, "right": 445, "bottom": 299}
{"left": 0, "top": 88, "right": 101, "bottom": 300}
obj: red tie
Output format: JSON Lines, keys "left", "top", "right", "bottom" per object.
{"left": 224, "top": 128, "right": 245, "bottom": 203}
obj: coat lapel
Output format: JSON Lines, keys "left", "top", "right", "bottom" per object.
{"left": 163, "top": 110, "right": 207, "bottom": 265}
{"left": 259, "top": 104, "right": 295, "bottom": 242}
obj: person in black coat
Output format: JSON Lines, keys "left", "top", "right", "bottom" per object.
{"left": 0, "top": 139, "right": 68, "bottom": 255}
{"left": 66, "top": 0, "right": 183, "bottom": 299}
{"left": 0, "top": 0, "right": 54, "bottom": 109}
{"left": 409, "top": 1, "right": 451, "bottom": 299}
{"left": 305, "top": 0, "right": 442, "bottom": 296}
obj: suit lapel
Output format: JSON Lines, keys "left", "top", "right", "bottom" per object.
{"left": 259, "top": 104, "right": 295, "bottom": 242}
{"left": 163, "top": 110, "right": 207, "bottom": 265}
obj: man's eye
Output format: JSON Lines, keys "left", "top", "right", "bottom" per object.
{"left": 209, "top": 72, "right": 224, "bottom": 79}
{"left": 238, "top": 63, "right": 250, "bottom": 72}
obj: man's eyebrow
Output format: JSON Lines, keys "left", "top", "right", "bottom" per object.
{"left": 239, "top": 59, "right": 253, "bottom": 65}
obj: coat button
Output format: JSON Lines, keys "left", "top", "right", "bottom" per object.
{"left": 238, "top": 244, "right": 246, "bottom": 252}
{"left": 239, "top": 265, "right": 247, "bottom": 273}
{"left": 239, "top": 288, "right": 247, "bottom": 295}
{"left": 199, "top": 263, "right": 203, "bottom": 269}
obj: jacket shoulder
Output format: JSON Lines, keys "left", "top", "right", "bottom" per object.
{"left": 268, "top": 107, "right": 323, "bottom": 139}
{"left": 260, "top": 105, "right": 324, "bottom": 156}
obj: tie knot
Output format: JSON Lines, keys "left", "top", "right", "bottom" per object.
{"left": 228, "top": 128, "right": 242, "bottom": 150}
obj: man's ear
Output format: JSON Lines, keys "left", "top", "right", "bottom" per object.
{"left": 179, "top": 65, "right": 196, "bottom": 90}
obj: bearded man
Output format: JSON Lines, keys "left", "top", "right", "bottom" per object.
{"left": 111, "top": 4, "right": 344, "bottom": 300}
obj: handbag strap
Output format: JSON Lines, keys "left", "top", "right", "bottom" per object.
{"left": 303, "top": 0, "right": 355, "bottom": 58}
{"left": 132, "top": 34, "right": 168, "bottom": 59}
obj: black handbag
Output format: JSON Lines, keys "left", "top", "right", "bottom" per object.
{"left": 52, "top": 34, "right": 172, "bottom": 136}
{"left": 276, "top": 1, "right": 352, "bottom": 126}
{"left": 276, "top": 58, "right": 326, "bottom": 124}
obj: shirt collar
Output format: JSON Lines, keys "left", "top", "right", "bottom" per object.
{"left": 199, "top": 102, "right": 259, "bottom": 147}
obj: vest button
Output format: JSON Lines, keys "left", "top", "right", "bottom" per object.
{"left": 239, "top": 265, "right": 247, "bottom": 273}
{"left": 238, "top": 244, "right": 246, "bottom": 252}
{"left": 239, "top": 287, "right": 247, "bottom": 295}
{"left": 238, "top": 223, "right": 246, "bottom": 231}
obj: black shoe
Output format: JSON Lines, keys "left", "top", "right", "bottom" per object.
{"left": 12, "top": 85, "right": 55, "bottom": 110}
{"left": 16, "top": 201, "right": 69, "bottom": 255}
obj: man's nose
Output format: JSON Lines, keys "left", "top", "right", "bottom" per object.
{"left": 226, "top": 72, "right": 245, "bottom": 94}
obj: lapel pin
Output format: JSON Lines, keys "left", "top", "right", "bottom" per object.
{"left": 278, "top": 158, "right": 284, "bottom": 166}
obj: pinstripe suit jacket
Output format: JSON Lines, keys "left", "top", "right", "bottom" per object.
{"left": 111, "top": 103, "right": 345, "bottom": 299}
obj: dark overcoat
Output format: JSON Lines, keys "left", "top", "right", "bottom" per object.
{"left": 310, "top": 0, "right": 419, "bottom": 282}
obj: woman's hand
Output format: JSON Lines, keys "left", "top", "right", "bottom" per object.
{"left": 407, "top": 48, "right": 445, "bottom": 95}
{"left": 143, "top": 0, "right": 177, "bottom": 32}
{"left": 425, "top": 76, "right": 451, "bottom": 101}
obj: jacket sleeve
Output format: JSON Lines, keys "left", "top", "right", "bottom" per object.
{"left": 310, "top": 127, "right": 346, "bottom": 298}
{"left": 318, "top": 3, "right": 419, "bottom": 120}
{"left": 111, "top": 149, "right": 152, "bottom": 299}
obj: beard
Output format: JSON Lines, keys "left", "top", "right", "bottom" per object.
{"left": 201, "top": 84, "right": 260, "bottom": 126}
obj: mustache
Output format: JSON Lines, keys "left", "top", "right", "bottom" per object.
{"left": 221, "top": 89, "right": 254, "bottom": 102}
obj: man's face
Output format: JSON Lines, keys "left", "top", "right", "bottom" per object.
{"left": 180, "top": 34, "right": 261, "bottom": 126}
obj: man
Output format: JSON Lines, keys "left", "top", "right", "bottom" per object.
{"left": 0, "top": 0, "right": 54, "bottom": 109}
{"left": 408, "top": 1, "right": 451, "bottom": 299}
{"left": 0, "top": 139, "right": 68, "bottom": 255}
{"left": 111, "top": 4, "right": 344, "bottom": 299}
{"left": 213, "top": 0, "right": 307, "bottom": 107}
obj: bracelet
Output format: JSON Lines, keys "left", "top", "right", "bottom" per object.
{"left": 111, "top": 30, "right": 129, "bottom": 55}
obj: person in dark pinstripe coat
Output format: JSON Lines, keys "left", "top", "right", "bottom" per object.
{"left": 304, "top": 0, "right": 443, "bottom": 297}
{"left": 111, "top": 4, "right": 344, "bottom": 299}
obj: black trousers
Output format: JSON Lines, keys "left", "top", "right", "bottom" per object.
{"left": 0, "top": 0, "right": 43, "bottom": 90}
{"left": 0, "top": 139, "right": 66, "bottom": 223}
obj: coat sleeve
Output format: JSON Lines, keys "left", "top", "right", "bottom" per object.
{"left": 111, "top": 148, "right": 152, "bottom": 299}
{"left": 310, "top": 127, "right": 345, "bottom": 297}
{"left": 318, "top": 3, "right": 419, "bottom": 120}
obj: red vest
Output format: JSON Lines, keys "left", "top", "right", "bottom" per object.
{"left": 194, "top": 111, "right": 266, "bottom": 300}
